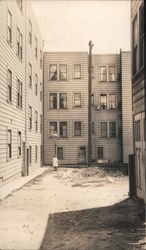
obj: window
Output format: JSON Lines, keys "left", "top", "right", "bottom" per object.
{"left": 29, "top": 146, "right": 32, "bottom": 164}
{"left": 132, "top": 15, "right": 138, "bottom": 75}
{"left": 40, "top": 82, "right": 42, "bottom": 101}
{"left": 49, "top": 65, "right": 57, "bottom": 80}
{"left": 59, "top": 65, "right": 67, "bottom": 80}
{"left": 74, "top": 122, "right": 81, "bottom": 136}
{"left": 91, "top": 122, "right": 95, "bottom": 134}
{"left": 57, "top": 147, "right": 63, "bottom": 160}
{"left": 97, "top": 147, "right": 103, "bottom": 159}
{"left": 100, "top": 94, "right": 107, "bottom": 109}
{"left": 74, "top": 64, "right": 81, "bottom": 79}
{"left": 91, "top": 94, "right": 94, "bottom": 105}
{"left": 8, "top": 130, "right": 12, "bottom": 159}
{"left": 100, "top": 67, "right": 107, "bottom": 82}
{"left": 7, "top": 69, "right": 12, "bottom": 102}
{"left": 74, "top": 93, "right": 81, "bottom": 107}
{"left": 139, "top": 5, "right": 144, "bottom": 68}
{"left": 16, "top": 0, "right": 22, "bottom": 11}
{"left": 17, "top": 79, "right": 22, "bottom": 108}
{"left": 35, "top": 111, "right": 38, "bottom": 131}
{"left": 109, "top": 122, "right": 116, "bottom": 138}
{"left": 18, "top": 131, "right": 21, "bottom": 157}
{"left": 28, "top": 20, "right": 32, "bottom": 45}
{"left": 49, "top": 122, "right": 57, "bottom": 138}
{"left": 28, "top": 63, "right": 32, "bottom": 87}
{"left": 49, "top": 93, "right": 57, "bottom": 109}
{"left": 109, "top": 94, "right": 116, "bottom": 110}
{"left": 60, "top": 93, "right": 67, "bottom": 109}
{"left": 17, "top": 28, "right": 23, "bottom": 59}
{"left": 35, "top": 74, "right": 38, "bottom": 95}
{"left": 101, "top": 122, "right": 107, "bottom": 137}
{"left": 135, "top": 120, "right": 140, "bottom": 141}
{"left": 40, "top": 115, "right": 42, "bottom": 133}
{"left": 109, "top": 66, "right": 116, "bottom": 82}
{"left": 40, "top": 50, "right": 42, "bottom": 68}
{"left": 29, "top": 106, "right": 32, "bottom": 129}
{"left": 35, "top": 145, "right": 37, "bottom": 162}
{"left": 35, "top": 37, "right": 38, "bottom": 58}
{"left": 8, "top": 10, "right": 12, "bottom": 43}
{"left": 60, "top": 122, "right": 67, "bottom": 138}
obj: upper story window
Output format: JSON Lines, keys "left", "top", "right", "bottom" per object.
{"left": 8, "top": 129, "right": 12, "bottom": 159}
{"left": 100, "top": 94, "right": 107, "bottom": 110}
{"left": 135, "top": 120, "right": 140, "bottom": 141}
{"left": 74, "top": 93, "right": 81, "bottom": 107}
{"left": 35, "top": 37, "right": 38, "bottom": 58}
{"left": 16, "top": 0, "right": 23, "bottom": 11}
{"left": 17, "top": 28, "right": 23, "bottom": 60}
{"left": 91, "top": 94, "right": 94, "bottom": 105}
{"left": 91, "top": 122, "right": 95, "bottom": 134}
{"left": 60, "top": 122, "right": 67, "bottom": 138}
{"left": 28, "top": 20, "right": 32, "bottom": 45}
{"left": 74, "top": 121, "right": 81, "bottom": 136}
{"left": 29, "top": 106, "right": 32, "bottom": 129}
{"left": 40, "top": 115, "right": 42, "bottom": 133}
{"left": 132, "top": 15, "right": 138, "bottom": 76}
{"left": 35, "top": 111, "right": 38, "bottom": 131}
{"left": 101, "top": 122, "right": 107, "bottom": 138}
{"left": 139, "top": 4, "right": 144, "bottom": 68}
{"left": 7, "top": 69, "right": 12, "bottom": 102}
{"left": 17, "top": 79, "right": 22, "bottom": 108}
{"left": 74, "top": 64, "right": 81, "bottom": 79}
{"left": 40, "top": 50, "right": 42, "bottom": 68}
{"left": 59, "top": 64, "right": 67, "bottom": 80}
{"left": 109, "top": 94, "right": 116, "bottom": 110}
{"left": 28, "top": 63, "right": 32, "bottom": 87}
{"left": 49, "top": 93, "right": 57, "bottom": 109}
{"left": 7, "top": 10, "right": 12, "bottom": 44}
{"left": 59, "top": 93, "right": 67, "bottom": 109}
{"left": 35, "top": 74, "right": 38, "bottom": 95}
{"left": 109, "top": 122, "right": 116, "bottom": 138}
{"left": 49, "top": 64, "right": 57, "bottom": 81}
{"left": 100, "top": 66, "right": 107, "bottom": 82}
{"left": 49, "top": 122, "right": 57, "bottom": 138}
{"left": 18, "top": 131, "right": 21, "bottom": 157}
{"left": 40, "top": 82, "right": 42, "bottom": 101}
{"left": 109, "top": 66, "right": 116, "bottom": 82}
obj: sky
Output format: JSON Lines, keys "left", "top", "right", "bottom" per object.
{"left": 32, "top": 0, "right": 131, "bottom": 54}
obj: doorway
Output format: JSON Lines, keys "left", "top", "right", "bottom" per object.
{"left": 78, "top": 146, "right": 86, "bottom": 163}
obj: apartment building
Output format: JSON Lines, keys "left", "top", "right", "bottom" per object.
{"left": 43, "top": 51, "right": 133, "bottom": 165}
{"left": 43, "top": 52, "right": 89, "bottom": 165}
{"left": 131, "top": 0, "right": 145, "bottom": 200}
{"left": 0, "top": 0, "right": 43, "bottom": 183}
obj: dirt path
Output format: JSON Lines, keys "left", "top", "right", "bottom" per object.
{"left": 0, "top": 167, "right": 145, "bottom": 250}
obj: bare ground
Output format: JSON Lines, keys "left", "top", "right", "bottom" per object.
{"left": 0, "top": 167, "right": 145, "bottom": 250}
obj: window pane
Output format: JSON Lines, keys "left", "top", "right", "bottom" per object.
{"left": 60, "top": 122, "right": 67, "bottom": 138}
{"left": 74, "top": 122, "right": 81, "bottom": 136}
{"left": 50, "top": 122, "right": 57, "bottom": 137}
{"left": 109, "top": 94, "right": 116, "bottom": 109}
{"left": 60, "top": 93, "right": 67, "bottom": 109}
{"left": 101, "top": 122, "right": 107, "bottom": 137}
{"left": 100, "top": 94, "right": 107, "bottom": 109}
{"left": 49, "top": 93, "right": 57, "bottom": 109}
{"left": 74, "top": 93, "right": 81, "bottom": 107}
{"left": 110, "top": 122, "right": 116, "bottom": 138}
{"left": 100, "top": 67, "right": 107, "bottom": 82}
{"left": 59, "top": 65, "right": 67, "bottom": 80}
{"left": 109, "top": 66, "right": 116, "bottom": 82}
{"left": 50, "top": 65, "right": 57, "bottom": 80}
{"left": 74, "top": 64, "right": 81, "bottom": 79}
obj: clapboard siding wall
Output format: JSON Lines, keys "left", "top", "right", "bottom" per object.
{"left": 43, "top": 52, "right": 89, "bottom": 165}
{"left": 131, "top": 0, "right": 145, "bottom": 200}
{"left": 91, "top": 54, "right": 122, "bottom": 162}
{"left": 0, "top": 1, "right": 43, "bottom": 183}
{"left": 121, "top": 52, "right": 133, "bottom": 163}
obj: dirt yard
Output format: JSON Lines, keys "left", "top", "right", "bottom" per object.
{"left": 0, "top": 167, "right": 145, "bottom": 250}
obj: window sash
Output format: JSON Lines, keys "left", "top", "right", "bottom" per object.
{"left": 109, "top": 122, "right": 116, "bottom": 138}
{"left": 100, "top": 67, "right": 107, "bottom": 82}
{"left": 109, "top": 94, "right": 116, "bottom": 109}
{"left": 101, "top": 122, "right": 107, "bottom": 137}
{"left": 74, "top": 64, "right": 81, "bottom": 79}
{"left": 35, "top": 111, "right": 38, "bottom": 131}
{"left": 74, "top": 93, "right": 81, "bottom": 107}
{"left": 60, "top": 122, "right": 67, "bottom": 138}
{"left": 109, "top": 67, "right": 116, "bottom": 82}
{"left": 8, "top": 11, "right": 12, "bottom": 43}
{"left": 50, "top": 122, "right": 57, "bottom": 137}
{"left": 100, "top": 94, "right": 107, "bottom": 109}
{"left": 49, "top": 65, "right": 57, "bottom": 80}
{"left": 29, "top": 107, "right": 32, "bottom": 129}
{"left": 74, "top": 122, "right": 81, "bottom": 136}
{"left": 8, "top": 130, "right": 12, "bottom": 158}
{"left": 18, "top": 131, "right": 21, "bottom": 156}
{"left": 17, "top": 80, "right": 22, "bottom": 107}
{"left": 28, "top": 21, "right": 32, "bottom": 44}
{"left": 49, "top": 93, "right": 57, "bottom": 109}
{"left": 35, "top": 37, "right": 38, "bottom": 57}
{"left": 59, "top": 65, "right": 67, "bottom": 80}
{"left": 35, "top": 74, "right": 38, "bottom": 95}
{"left": 60, "top": 93, "right": 67, "bottom": 109}
{"left": 8, "top": 70, "right": 12, "bottom": 101}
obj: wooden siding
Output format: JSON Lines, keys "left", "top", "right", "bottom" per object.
{"left": 121, "top": 52, "right": 133, "bottom": 163}
{"left": 0, "top": 1, "right": 43, "bottom": 182}
{"left": 92, "top": 54, "right": 122, "bottom": 162}
{"left": 43, "top": 52, "right": 88, "bottom": 165}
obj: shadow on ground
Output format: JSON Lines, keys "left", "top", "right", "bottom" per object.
{"left": 40, "top": 198, "right": 145, "bottom": 250}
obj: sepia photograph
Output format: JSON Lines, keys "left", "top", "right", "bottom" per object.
{"left": 0, "top": 0, "right": 145, "bottom": 249}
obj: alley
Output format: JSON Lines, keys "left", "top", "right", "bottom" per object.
{"left": 0, "top": 167, "right": 145, "bottom": 250}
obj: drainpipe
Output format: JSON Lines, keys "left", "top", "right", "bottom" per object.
{"left": 88, "top": 41, "right": 94, "bottom": 166}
